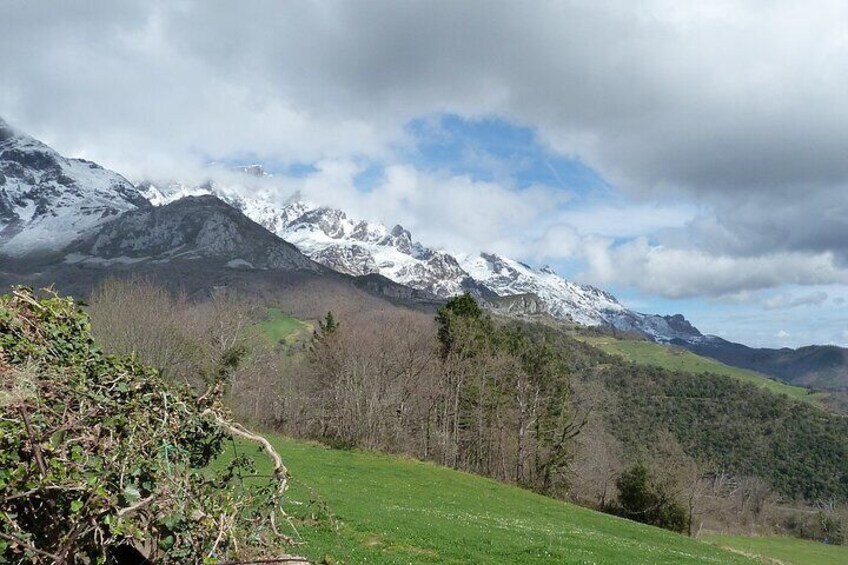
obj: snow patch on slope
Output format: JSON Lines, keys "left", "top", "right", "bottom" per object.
{"left": 0, "top": 118, "right": 146, "bottom": 254}
{"left": 458, "top": 252, "right": 627, "bottom": 326}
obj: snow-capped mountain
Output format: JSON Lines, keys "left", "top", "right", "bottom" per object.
{"left": 139, "top": 179, "right": 485, "bottom": 298}
{"left": 459, "top": 252, "right": 627, "bottom": 326}
{"left": 139, "top": 177, "right": 701, "bottom": 340}
{"left": 276, "top": 205, "right": 486, "bottom": 298}
{"left": 454, "top": 252, "right": 701, "bottom": 339}
{"left": 0, "top": 113, "right": 698, "bottom": 340}
{"left": 0, "top": 118, "right": 147, "bottom": 254}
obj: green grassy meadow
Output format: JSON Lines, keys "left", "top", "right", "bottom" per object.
{"left": 218, "top": 435, "right": 760, "bottom": 564}
{"left": 575, "top": 335, "right": 821, "bottom": 406}
{"left": 703, "top": 534, "right": 848, "bottom": 565}
{"left": 258, "top": 308, "right": 314, "bottom": 348}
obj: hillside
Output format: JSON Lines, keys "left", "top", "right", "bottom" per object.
{"left": 240, "top": 306, "right": 848, "bottom": 504}
{"left": 5, "top": 285, "right": 846, "bottom": 562}
{"left": 594, "top": 362, "right": 848, "bottom": 500}
{"left": 219, "top": 435, "right": 762, "bottom": 564}
{"left": 678, "top": 336, "right": 848, "bottom": 391}
{"left": 574, "top": 333, "right": 825, "bottom": 407}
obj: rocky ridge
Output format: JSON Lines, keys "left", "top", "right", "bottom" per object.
{"left": 140, "top": 176, "right": 702, "bottom": 340}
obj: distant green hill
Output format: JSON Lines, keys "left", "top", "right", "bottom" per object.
{"left": 574, "top": 333, "right": 826, "bottom": 407}
{"left": 679, "top": 338, "right": 848, "bottom": 392}
{"left": 218, "top": 435, "right": 761, "bottom": 564}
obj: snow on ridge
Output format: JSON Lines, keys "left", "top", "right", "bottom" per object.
{"left": 139, "top": 179, "right": 642, "bottom": 327}
{"left": 266, "top": 200, "right": 471, "bottom": 297}
{"left": 138, "top": 179, "right": 474, "bottom": 297}
{"left": 457, "top": 252, "right": 627, "bottom": 326}
{"left": 0, "top": 122, "right": 144, "bottom": 254}
{"left": 0, "top": 120, "right": 689, "bottom": 339}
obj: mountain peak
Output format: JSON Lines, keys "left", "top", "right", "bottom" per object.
{"left": 0, "top": 117, "right": 14, "bottom": 140}
{"left": 390, "top": 224, "right": 409, "bottom": 238}
{"left": 237, "top": 164, "right": 270, "bottom": 177}
{"left": 0, "top": 117, "right": 46, "bottom": 151}
{"left": 0, "top": 121, "right": 146, "bottom": 255}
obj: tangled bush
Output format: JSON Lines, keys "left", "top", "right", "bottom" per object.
{"left": 0, "top": 288, "right": 293, "bottom": 563}
{"left": 612, "top": 464, "right": 688, "bottom": 534}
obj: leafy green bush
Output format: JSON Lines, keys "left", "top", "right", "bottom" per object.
{"left": 0, "top": 288, "right": 292, "bottom": 563}
{"left": 612, "top": 464, "right": 688, "bottom": 533}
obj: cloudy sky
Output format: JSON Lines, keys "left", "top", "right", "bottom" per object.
{"left": 2, "top": 0, "right": 846, "bottom": 347}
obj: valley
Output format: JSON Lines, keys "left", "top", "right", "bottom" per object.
{"left": 573, "top": 332, "right": 832, "bottom": 408}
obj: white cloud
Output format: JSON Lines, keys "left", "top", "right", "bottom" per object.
{"left": 296, "top": 162, "right": 568, "bottom": 257}
{"left": 531, "top": 225, "right": 583, "bottom": 260}
{"left": 762, "top": 291, "right": 829, "bottom": 310}
{"left": 578, "top": 239, "right": 848, "bottom": 298}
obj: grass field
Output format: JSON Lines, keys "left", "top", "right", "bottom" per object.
{"left": 703, "top": 534, "right": 848, "bottom": 565}
{"left": 230, "top": 315, "right": 846, "bottom": 562}
{"left": 258, "top": 308, "right": 314, "bottom": 348}
{"left": 575, "top": 335, "right": 821, "bottom": 407}
{"left": 217, "top": 435, "right": 761, "bottom": 564}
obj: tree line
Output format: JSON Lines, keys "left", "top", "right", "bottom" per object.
{"left": 85, "top": 279, "right": 848, "bottom": 541}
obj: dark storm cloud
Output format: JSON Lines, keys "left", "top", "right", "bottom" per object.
{"left": 169, "top": 1, "right": 848, "bottom": 195}
{"left": 4, "top": 1, "right": 845, "bottom": 189}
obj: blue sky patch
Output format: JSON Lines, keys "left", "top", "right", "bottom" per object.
{"left": 404, "top": 114, "right": 610, "bottom": 198}
{"left": 353, "top": 160, "right": 386, "bottom": 192}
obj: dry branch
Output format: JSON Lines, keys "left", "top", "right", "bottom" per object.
{"left": 0, "top": 531, "right": 62, "bottom": 561}
{"left": 202, "top": 410, "right": 289, "bottom": 492}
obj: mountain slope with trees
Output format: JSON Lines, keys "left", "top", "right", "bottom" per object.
{"left": 81, "top": 281, "right": 848, "bottom": 539}
{"left": 3, "top": 117, "right": 848, "bottom": 390}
